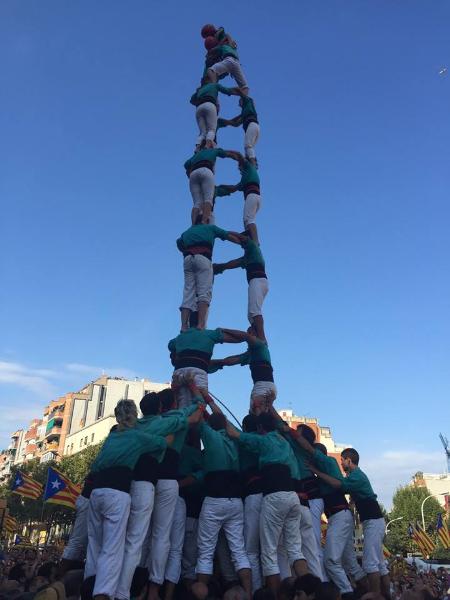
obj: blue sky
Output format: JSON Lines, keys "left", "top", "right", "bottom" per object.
{"left": 1, "top": 0, "right": 449, "bottom": 507}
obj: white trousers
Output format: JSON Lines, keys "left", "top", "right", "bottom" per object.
{"left": 62, "top": 495, "right": 89, "bottom": 561}
{"left": 210, "top": 57, "right": 249, "bottom": 92}
{"left": 189, "top": 167, "right": 215, "bottom": 208}
{"left": 216, "top": 530, "right": 238, "bottom": 582}
{"left": 324, "top": 509, "right": 362, "bottom": 594}
{"left": 181, "top": 255, "right": 213, "bottom": 311}
{"left": 248, "top": 278, "right": 268, "bottom": 321}
{"left": 299, "top": 504, "right": 324, "bottom": 580}
{"left": 164, "top": 497, "right": 186, "bottom": 584}
{"left": 172, "top": 367, "right": 208, "bottom": 409}
{"left": 362, "top": 517, "right": 386, "bottom": 574}
{"left": 182, "top": 517, "right": 199, "bottom": 581}
{"left": 85, "top": 488, "right": 131, "bottom": 598}
{"left": 146, "top": 479, "right": 179, "bottom": 585}
{"left": 244, "top": 122, "right": 260, "bottom": 160}
{"left": 244, "top": 493, "right": 263, "bottom": 591}
{"left": 250, "top": 381, "right": 277, "bottom": 413}
{"left": 116, "top": 481, "right": 155, "bottom": 600}
{"left": 309, "top": 498, "right": 328, "bottom": 581}
{"left": 196, "top": 102, "right": 218, "bottom": 145}
{"left": 243, "top": 193, "right": 261, "bottom": 227}
{"left": 260, "top": 491, "right": 303, "bottom": 577}
{"left": 196, "top": 497, "right": 250, "bottom": 575}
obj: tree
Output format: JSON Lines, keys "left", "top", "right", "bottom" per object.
{"left": 385, "top": 483, "right": 444, "bottom": 557}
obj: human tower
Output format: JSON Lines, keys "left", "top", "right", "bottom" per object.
{"left": 170, "top": 23, "right": 275, "bottom": 417}
{"left": 62, "top": 24, "right": 389, "bottom": 600}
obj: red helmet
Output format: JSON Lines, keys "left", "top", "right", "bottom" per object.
{"left": 201, "top": 24, "right": 217, "bottom": 38}
{"left": 204, "top": 36, "right": 219, "bottom": 51}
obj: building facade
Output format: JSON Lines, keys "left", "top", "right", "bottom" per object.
{"left": 411, "top": 472, "right": 450, "bottom": 509}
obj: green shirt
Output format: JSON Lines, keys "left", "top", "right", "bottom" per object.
{"left": 216, "top": 44, "right": 239, "bottom": 60}
{"left": 313, "top": 449, "right": 344, "bottom": 496}
{"left": 92, "top": 427, "right": 167, "bottom": 472}
{"left": 238, "top": 161, "right": 260, "bottom": 188}
{"left": 184, "top": 147, "right": 227, "bottom": 173}
{"left": 238, "top": 431, "right": 300, "bottom": 478}
{"left": 190, "top": 83, "right": 234, "bottom": 105}
{"left": 179, "top": 444, "right": 203, "bottom": 481}
{"left": 341, "top": 467, "right": 378, "bottom": 500}
{"left": 169, "top": 328, "right": 224, "bottom": 356}
{"left": 137, "top": 414, "right": 187, "bottom": 438}
{"left": 284, "top": 433, "right": 312, "bottom": 479}
{"left": 240, "top": 338, "right": 272, "bottom": 366}
{"left": 177, "top": 224, "right": 229, "bottom": 253}
{"left": 162, "top": 404, "right": 199, "bottom": 453}
{"left": 241, "top": 96, "right": 257, "bottom": 121}
{"left": 200, "top": 423, "right": 239, "bottom": 474}
{"left": 241, "top": 239, "right": 265, "bottom": 270}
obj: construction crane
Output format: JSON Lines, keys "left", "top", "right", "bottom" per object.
{"left": 439, "top": 433, "right": 450, "bottom": 473}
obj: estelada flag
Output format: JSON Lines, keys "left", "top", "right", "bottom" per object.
{"left": 436, "top": 513, "right": 450, "bottom": 549}
{"left": 4, "top": 515, "right": 18, "bottom": 533}
{"left": 44, "top": 467, "right": 81, "bottom": 510}
{"left": 383, "top": 545, "right": 391, "bottom": 558}
{"left": 11, "top": 471, "right": 43, "bottom": 500}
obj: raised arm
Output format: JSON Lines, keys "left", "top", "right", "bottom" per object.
{"left": 310, "top": 466, "right": 343, "bottom": 490}
{"left": 292, "top": 430, "right": 315, "bottom": 456}
{"left": 220, "top": 328, "right": 252, "bottom": 344}
{"left": 224, "top": 150, "right": 245, "bottom": 163}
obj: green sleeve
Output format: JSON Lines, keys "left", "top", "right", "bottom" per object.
{"left": 184, "top": 158, "right": 191, "bottom": 171}
{"left": 190, "top": 93, "right": 197, "bottom": 105}
{"left": 239, "top": 351, "right": 250, "bottom": 366}
{"left": 137, "top": 431, "right": 167, "bottom": 457}
{"left": 217, "top": 84, "right": 233, "bottom": 96}
{"left": 176, "top": 237, "right": 184, "bottom": 252}
{"left": 217, "top": 118, "right": 227, "bottom": 130}
{"left": 199, "top": 422, "right": 221, "bottom": 446}
{"left": 215, "top": 185, "right": 232, "bottom": 197}
{"left": 208, "top": 363, "right": 223, "bottom": 374}
{"left": 340, "top": 471, "right": 362, "bottom": 494}
{"left": 211, "top": 225, "right": 229, "bottom": 240}
{"left": 215, "top": 148, "right": 227, "bottom": 159}
{"left": 152, "top": 415, "right": 188, "bottom": 436}
{"left": 210, "top": 328, "right": 225, "bottom": 344}
{"left": 168, "top": 338, "right": 176, "bottom": 353}
{"left": 238, "top": 432, "right": 264, "bottom": 454}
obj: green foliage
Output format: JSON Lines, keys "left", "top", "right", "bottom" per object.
{"left": 385, "top": 483, "right": 444, "bottom": 557}
{"left": 0, "top": 443, "right": 102, "bottom": 529}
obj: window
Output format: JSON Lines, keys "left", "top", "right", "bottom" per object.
{"left": 91, "top": 433, "right": 95, "bottom": 442}
{"left": 96, "top": 386, "right": 106, "bottom": 420}
{"left": 79, "top": 438, "right": 83, "bottom": 448}
{"left": 70, "top": 443, "right": 73, "bottom": 452}
{"left": 84, "top": 436, "right": 88, "bottom": 446}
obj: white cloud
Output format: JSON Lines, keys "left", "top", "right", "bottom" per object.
{"left": 364, "top": 449, "right": 445, "bottom": 510}
{"left": 0, "top": 361, "right": 58, "bottom": 397}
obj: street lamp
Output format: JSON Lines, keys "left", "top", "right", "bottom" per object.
{"left": 421, "top": 492, "right": 450, "bottom": 531}
{"left": 385, "top": 516, "right": 404, "bottom": 535}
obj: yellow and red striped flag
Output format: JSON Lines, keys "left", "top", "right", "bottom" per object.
{"left": 436, "top": 514, "right": 450, "bottom": 549}
{"left": 4, "top": 515, "right": 18, "bottom": 533}
{"left": 11, "top": 471, "right": 43, "bottom": 500}
{"left": 409, "top": 522, "right": 435, "bottom": 557}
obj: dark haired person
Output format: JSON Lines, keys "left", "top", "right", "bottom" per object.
{"left": 227, "top": 412, "right": 308, "bottom": 595}
{"left": 115, "top": 392, "right": 199, "bottom": 600}
{"left": 214, "top": 230, "right": 268, "bottom": 339}
{"left": 295, "top": 433, "right": 366, "bottom": 599}
{"left": 196, "top": 397, "right": 252, "bottom": 599}
{"left": 311, "top": 448, "right": 387, "bottom": 594}
{"left": 84, "top": 400, "right": 169, "bottom": 600}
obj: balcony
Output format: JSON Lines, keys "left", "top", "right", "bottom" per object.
{"left": 25, "top": 443, "right": 37, "bottom": 455}
{"left": 49, "top": 410, "right": 64, "bottom": 420}
{"left": 24, "top": 428, "right": 37, "bottom": 441}
{"left": 45, "top": 426, "right": 62, "bottom": 441}
{"left": 45, "top": 441, "right": 59, "bottom": 452}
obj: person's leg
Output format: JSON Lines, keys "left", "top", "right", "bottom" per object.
{"left": 164, "top": 497, "right": 187, "bottom": 600}
{"left": 260, "top": 493, "right": 286, "bottom": 594}
{"left": 250, "top": 381, "right": 277, "bottom": 415}
{"left": 181, "top": 256, "right": 196, "bottom": 331}
{"left": 215, "top": 530, "right": 237, "bottom": 583}
{"left": 84, "top": 490, "right": 103, "bottom": 581}
{"left": 199, "top": 168, "right": 215, "bottom": 224}
{"left": 92, "top": 489, "right": 131, "bottom": 599}
{"left": 189, "top": 171, "right": 204, "bottom": 224}
{"left": 194, "top": 255, "right": 213, "bottom": 329}
{"left": 342, "top": 528, "right": 367, "bottom": 590}
{"left": 182, "top": 517, "right": 199, "bottom": 586}
{"left": 243, "top": 193, "right": 261, "bottom": 244}
{"left": 147, "top": 480, "right": 179, "bottom": 600}
{"left": 309, "top": 498, "right": 327, "bottom": 581}
{"left": 116, "top": 481, "right": 155, "bottom": 600}
{"left": 62, "top": 495, "right": 89, "bottom": 565}
{"left": 248, "top": 278, "right": 269, "bottom": 341}
{"left": 323, "top": 511, "right": 354, "bottom": 595}
{"left": 204, "top": 102, "right": 218, "bottom": 148}
{"left": 212, "top": 57, "right": 249, "bottom": 93}
{"left": 196, "top": 105, "right": 207, "bottom": 148}
{"left": 282, "top": 493, "right": 308, "bottom": 577}
{"left": 196, "top": 497, "right": 224, "bottom": 580}
{"left": 299, "top": 504, "right": 324, "bottom": 580}
{"left": 222, "top": 498, "right": 252, "bottom": 598}
{"left": 362, "top": 518, "right": 384, "bottom": 594}
{"left": 244, "top": 493, "right": 263, "bottom": 591}
{"left": 244, "top": 122, "right": 260, "bottom": 161}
